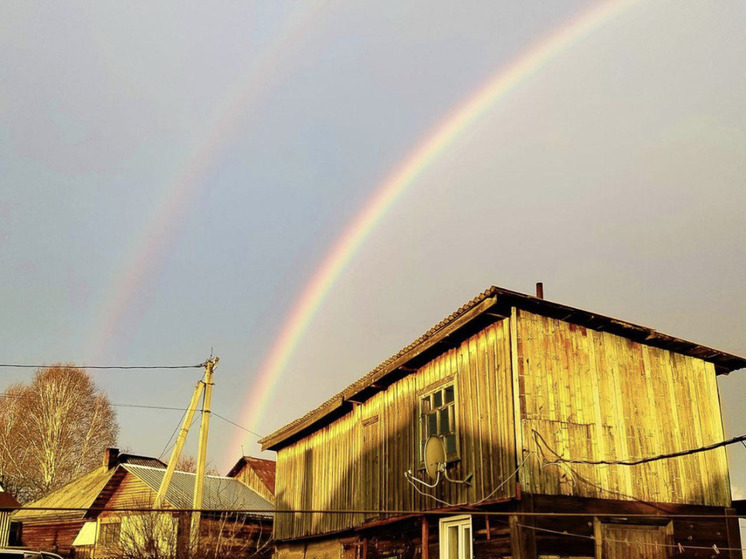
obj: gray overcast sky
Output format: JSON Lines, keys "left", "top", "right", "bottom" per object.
{"left": 1, "top": 0, "right": 745, "bottom": 511}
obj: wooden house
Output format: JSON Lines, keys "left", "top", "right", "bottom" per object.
{"left": 226, "top": 456, "right": 276, "bottom": 504}
{"left": 89, "top": 464, "right": 273, "bottom": 558}
{"left": 13, "top": 448, "right": 274, "bottom": 558}
{"left": 260, "top": 286, "right": 745, "bottom": 559}
{"left": 11, "top": 449, "right": 165, "bottom": 556}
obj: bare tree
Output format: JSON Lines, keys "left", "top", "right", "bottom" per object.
{"left": 113, "top": 509, "right": 272, "bottom": 559}
{"left": 0, "top": 364, "right": 118, "bottom": 502}
{"left": 111, "top": 481, "right": 272, "bottom": 559}
{"left": 175, "top": 455, "right": 219, "bottom": 476}
{"left": 175, "top": 455, "right": 198, "bottom": 473}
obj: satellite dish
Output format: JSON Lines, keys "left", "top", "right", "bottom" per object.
{"left": 424, "top": 436, "right": 446, "bottom": 481}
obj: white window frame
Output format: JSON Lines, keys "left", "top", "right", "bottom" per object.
{"left": 439, "top": 515, "right": 472, "bottom": 559}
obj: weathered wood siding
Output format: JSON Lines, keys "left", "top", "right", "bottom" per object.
{"left": 596, "top": 521, "right": 672, "bottom": 559}
{"left": 0, "top": 511, "right": 11, "bottom": 547}
{"left": 235, "top": 465, "right": 275, "bottom": 504}
{"left": 101, "top": 473, "right": 156, "bottom": 511}
{"left": 21, "top": 520, "right": 86, "bottom": 555}
{"left": 515, "top": 309, "right": 730, "bottom": 506}
{"left": 275, "top": 319, "right": 516, "bottom": 540}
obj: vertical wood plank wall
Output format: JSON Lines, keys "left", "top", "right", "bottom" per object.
{"left": 514, "top": 309, "right": 730, "bottom": 506}
{"left": 0, "top": 511, "right": 10, "bottom": 547}
{"left": 236, "top": 466, "right": 275, "bottom": 504}
{"left": 101, "top": 474, "right": 157, "bottom": 512}
{"left": 20, "top": 521, "right": 86, "bottom": 556}
{"left": 274, "top": 319, "right": 516, "bottom": 540}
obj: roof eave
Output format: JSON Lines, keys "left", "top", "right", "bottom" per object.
{"left": 261, "top": 285, "right": 746, "bottom": 452}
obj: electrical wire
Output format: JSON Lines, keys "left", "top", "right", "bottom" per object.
{"left": 158, "top": 407, "right": 190, "bottom": 460}
{"left": 113, "top": 403, "right": 193, "bottom": 412}
{"left": 0, "top": 363, "right": 205, "bottom": 370}
{"left": 159, "top": 414, "right": 201, "bottom": 460}
{"left": 405, "top": 470, "right": 441, "bottom": 489}
{"left": 404, "top": 471, "right": 451, "bottom": 507}
{"left": 5, "top": 506, "right": 745, "bottom": 518}
{"left": 0, "top": 394, "right": 262, "bottom": 438}
{"left": 533, "top": 429, "right": 746, "bottom": 466}
{"left": 212, "top": 412, "right": 263, "bottom": 438}
{"left": 475, "top": 451, "right": 534, "bottom": 504}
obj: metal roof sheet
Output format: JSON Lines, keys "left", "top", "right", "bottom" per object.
{"left": 123, "top": 465, "right": 273, "bottom": 517}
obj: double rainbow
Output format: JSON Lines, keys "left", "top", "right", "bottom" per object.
{"left": 234, "top": 0, "right": 639, "bottom": 455}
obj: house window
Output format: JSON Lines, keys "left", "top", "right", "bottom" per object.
{"left": 419, "top": 383, "right": 458, "bottom": 466}
{"left": 439, "top": 515, "right": 472, "bottom": 559}
{"left": 99, "top": 521, "right": 121, "bottom": 546}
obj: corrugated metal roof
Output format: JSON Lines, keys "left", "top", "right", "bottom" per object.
{"left": 12, "top": 467, "right": 116, "bottom": 522}
{"left": 123, "top": 465, "right": 273, "bottom": 517}
{"left": 118, "top": 454, "right": 167, "bottom": 469}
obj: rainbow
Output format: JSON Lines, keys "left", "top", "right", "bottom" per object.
{"left": 233, "top": 0, "right": 640, "bottom": 455}
{"left": 85, "top": 0, "right": 332, "bottom": 362}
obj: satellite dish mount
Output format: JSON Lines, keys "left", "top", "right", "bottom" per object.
{"left": 424, "top": 436, "right": 473, "bottom": 486}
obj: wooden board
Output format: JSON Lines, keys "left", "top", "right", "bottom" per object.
{"left": 515, "top": 310, "right": 730, "bottom": 506}
{"left": 274, "top": 320, "right": 517, "bottom": 540}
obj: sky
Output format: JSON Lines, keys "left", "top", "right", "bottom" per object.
{"left": 1, "top": 0, "right": 745, "bottom": 521}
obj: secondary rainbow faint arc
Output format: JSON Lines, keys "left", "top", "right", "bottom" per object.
{"left": 84, "top": 0, "right": 332, "bottom": 363}
{"left": 237, "top": 0, "right": 640, "bottom": 451}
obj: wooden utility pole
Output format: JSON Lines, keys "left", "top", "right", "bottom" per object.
{"left": 154, "top": 379, "right": 206, "bottom": 508}
{"left": 190, "top": 356, "right": 218, "bottom": 546}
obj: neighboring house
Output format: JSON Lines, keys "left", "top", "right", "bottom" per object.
{"left": 0, "top": 481, "right": 21, "bottom": 547}
{"left": 226, "top": 456, "right": 276, "bottom": 504}
{"left": 89, "top": 464, "right": 273, "bottom": 559}
{"left": 260, "top": 286, "right": 745, "bottom": 559}
{"left": 11, "top": 449, "right": 165, "bottom": 556}
{"left": 13, "top": 449, "right": 273, "bottom": 558}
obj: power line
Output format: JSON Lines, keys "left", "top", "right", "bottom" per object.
{"left": 160, "top": 413, "right": 201, "bottom": 460}
{"left": 533, "top": 429, "right": 746, "bottom": 466}
{"left": 113, "top": 403, "right": 194, "bottom": 412}
{"left": 159, "top": 406, "right": 190, "bottom": 460}
{"left": 0, "top": 363, "right": 205, "bottom": 370}
{"left": 213, "top": 412, "right": 263, "bottom": 438}
{"left": 113, "top": 404, "right": 262, "bottom": 438}
{"left": 4, "top": 506, "right": 745, "bottom": 519}
{"left": 0, "top": 394, "right": 263, "bottom": 438}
